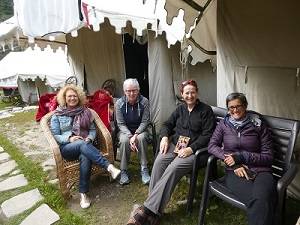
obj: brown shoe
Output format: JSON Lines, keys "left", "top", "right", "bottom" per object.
{"left": 127, "top": 206, "right": 147, "bottom": 225}
{"left": 144, "top": 214, "right": 158, "bottom": 225}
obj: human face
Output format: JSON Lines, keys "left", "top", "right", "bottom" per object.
{"left": 227, "top": 99, "right": 247, "bottom": 120}
{"left": 125, "top": 84, "right": 139, "bottom": 104}
{"left": 181, "top": 85, "right": 198, "bottom": 107}
{"left": 65, "top": 89, "right": 79, "bottom": 109}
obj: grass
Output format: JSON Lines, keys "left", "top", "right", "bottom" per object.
{"left": 0, "top": 107, "right": 299, "bottom": 225}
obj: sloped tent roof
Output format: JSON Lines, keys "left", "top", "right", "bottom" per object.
{"left": 164, "top": 0, "right": 217, "bottom": 66}
{"left": 9, "top": 0, "right": 217, "bottom": 130}
{"left": 0, "top": 17, "right": 66, "bottom": 52}
{"left": 0, "top": 46, "right": 71, "bottom": 89}
{"left": 8, "top": 0, "right": 185, "bottom": 51}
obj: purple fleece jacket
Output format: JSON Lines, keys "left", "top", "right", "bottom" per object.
{"left": 208, "top": 113, "right": 274, "bottom": 173}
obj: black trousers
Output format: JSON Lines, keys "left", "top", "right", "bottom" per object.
{"left": 225, "top": 171, "right": 276, "bottom": 225}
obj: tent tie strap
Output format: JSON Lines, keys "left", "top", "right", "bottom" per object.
{"left": 244, "top": 65, "right": 248, "bottom": 83}
{"left": 297, "top": 68, "right": 300, "bottom": 87}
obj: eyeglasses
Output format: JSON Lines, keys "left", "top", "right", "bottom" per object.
{"left": 182, "top": 79, "right": 196, "bottom": 86}
{"left": 125, "top": 89, "right": 138, "bottom": 94}
{"left": 228, "top": 104, "right": 244, "bottom": 111}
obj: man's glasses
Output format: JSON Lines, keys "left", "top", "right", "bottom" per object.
{"left": 228, "top": 104, "right": 244, "bottom": 111}
{"left": 182, "top": 79, "right": 196, "bottom": 86}
{"left": 125, "top": 89, "right": 138, "bottom": 94}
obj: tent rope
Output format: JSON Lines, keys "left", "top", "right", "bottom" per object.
{"left": 180, "top": 42, "right": 189, "bottom": 80}
{"left": 297, "top": 68, "right": 299, "bottom": 86}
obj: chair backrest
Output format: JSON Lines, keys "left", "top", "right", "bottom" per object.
{"left": 210, "top": 106, "right": 300, "bottom": 179}
{"left": 260, "top": 115, "right": 300, "bottom": 178}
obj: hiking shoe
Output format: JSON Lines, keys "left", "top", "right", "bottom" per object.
{"left": 141, "top": 168, "right": 150, "bottom": 185}
{"left": 120, "top": 170, "right": 130, "bottom": 185}
{"left": 80, "top": 193, "right": 91, "bottom": 209}
{"left": 107, "top": 164, "right": 121, "bottom": 180}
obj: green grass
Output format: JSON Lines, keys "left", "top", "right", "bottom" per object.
{"left": 0, "top": 109, "right": 299, "bottom": 225}
{"left": 0, "top": 136, "right": 86, "bottom": 225}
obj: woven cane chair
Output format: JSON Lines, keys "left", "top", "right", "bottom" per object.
{"left": 40, "top": 108, "right": 114, "bottom": 198}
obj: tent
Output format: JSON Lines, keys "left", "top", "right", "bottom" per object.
{"left": 164, "top": 0, "right": 300, "bottom": 200}
{"left": 8, "top": 0, "right": 300, "bottom": 198}
{"left": 8, "top": 0, "right": 216, "bottom": 128}
{"left": 0, "top": 46, "right": 71, "bottom": 102}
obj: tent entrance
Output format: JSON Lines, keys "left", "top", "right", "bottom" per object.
{"left": 123, "top": 33, "right": 149, "bottom": 99}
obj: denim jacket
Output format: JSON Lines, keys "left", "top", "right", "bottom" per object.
{"left": 50, "top": 114, "right": 96, "bottom": 146}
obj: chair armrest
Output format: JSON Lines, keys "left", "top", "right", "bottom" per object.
{"left": 90, "top": 109, "right": 114, "bottom": 163}
{"left": 148, "top": 121, "right": 158, "bottom": 157}
{"left": 193, "top": 147, "right": 209, "bottom": 170}
{"left": 206, "top": 155, "right": 219, "bottom": 181}
{"left": 40, "top": 111, "right": 64, "bottom": 171}
{"left": 277, "top": 163, "right": 298, "bottom": 198}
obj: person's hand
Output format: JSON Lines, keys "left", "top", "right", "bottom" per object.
{"left": 69, "top": 136, "right": 83, "bottom": 143}
{"left": 177, "top": 147, "right": 193, "bottom": 158}
{"left": 130, "top": 134, "right": 138, "bottom": 152}
{"left": 224, "top": 154, "right": 235, "bottom": 167}
{"left": 159, "top": 137, "right": 169, "bottom": 154}
{"left": 234, "top": 165, "right": 250, "bottom": 180}
{"left": 85, "top": 138, "right": 91, "bottom": 143}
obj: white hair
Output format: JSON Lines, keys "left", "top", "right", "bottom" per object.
{"left": 123, "top": 78, "right": 140, "bottom": 91}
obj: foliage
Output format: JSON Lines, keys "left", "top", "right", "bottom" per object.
{"left": 0, "top": 0, "right": 13, "bottom": 22}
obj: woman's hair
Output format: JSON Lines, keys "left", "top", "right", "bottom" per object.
{"left": 56, "top": 84, "right": 87, "bottom": 106}
{"left": 180, "top": 79, "right": 198, "bottom": 93}
{"left": 226, "top": 92, "right": 248, "bottom": 108}
{"left": 123, "top": 78, "right": 140, "bottom": 91}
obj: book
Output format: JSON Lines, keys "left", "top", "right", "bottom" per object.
{"left": 174, "top": 135, "right": 190, "bottom": 153}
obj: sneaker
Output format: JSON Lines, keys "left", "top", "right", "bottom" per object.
{"left": 107, "top": 164, "right": 121, "bottom": 180}
{"left": 141, "top": 168, "right": 150, "bottom": 185}
{"left": 120, "top": 170, "right": 130, "bottom": 185}
{"left": 79, "top": 193, "right": 91, "bottom": 209}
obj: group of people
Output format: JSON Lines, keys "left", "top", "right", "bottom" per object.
{"left": 50, "top": 78, "right": 276, "bottom": 225}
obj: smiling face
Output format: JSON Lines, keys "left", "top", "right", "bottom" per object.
{"left": 65, "top": 89, "right": 79, "bottom": 109}
{"left": 125, "top": 84, "right": 139, "bottom": 104}
{"left": 181, "top": 84, "right": 198, "bottom": 107}
{"left": 227, "top": 98, "right": 247, "bottom": 120}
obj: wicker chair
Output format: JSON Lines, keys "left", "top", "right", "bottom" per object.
{"left": 40, "top": 108, "right": 115, "bottom": 198}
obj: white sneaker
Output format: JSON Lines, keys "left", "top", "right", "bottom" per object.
{"left": 107, "top": 164, "right": 121, "bottom": 180}
{"left": 80, "top": 193, "right": 91, "bottom": 209}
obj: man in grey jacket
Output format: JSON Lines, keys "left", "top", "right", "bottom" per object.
{"left": 115, "top": 78, "right": 150, "bottom": 185}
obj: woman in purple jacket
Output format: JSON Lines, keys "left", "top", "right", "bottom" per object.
{"left": 208, "top": 92, "right": 276, "bottom": 225}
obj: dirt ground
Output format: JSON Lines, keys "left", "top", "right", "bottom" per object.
{"left": 0, "top": 110, "right": 149, "bottom": 225}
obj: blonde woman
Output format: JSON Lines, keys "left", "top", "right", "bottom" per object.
{"left": 50, "top": 84, "right": 120, "bottom": 209}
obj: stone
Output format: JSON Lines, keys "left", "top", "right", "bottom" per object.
{"left": 0, "top": 160, "right": 17, "bottom": 177}
{"left": 0, "top": 153, "right": 10, "bottom": 162}
{"left": 0, "top": 174, "right": 28, "bottom": 191}
{"left": 1, "top": 188, "right": 44, "bottom": 218}
{"left": 20, "top": 203, "right": 60, "bottom": 225}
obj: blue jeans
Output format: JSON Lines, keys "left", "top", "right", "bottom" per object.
{"left": 60, "top": 140, "right": 110, "bottom": 193}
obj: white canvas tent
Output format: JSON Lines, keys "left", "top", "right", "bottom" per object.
{"left": 0, "top": 46, "right": 71, "bottom": 102}
{"left": 8, "top": 0, "right": 300, "bottom": 198}
{"left": 9, "top": 0, "right": 216, "bottom": 127}
{"left": 165, "top": 0, "right": 300, "bottom": 200}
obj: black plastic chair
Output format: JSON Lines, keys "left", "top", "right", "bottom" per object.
{"left": 198, "top": 106, "right": 300, "bottom": 225}
{"left": 185, "top": 106, "right": 226, "bottom": 213}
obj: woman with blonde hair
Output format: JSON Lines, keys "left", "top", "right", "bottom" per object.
{"left": 50, "top": 84, "right": 121, "bottom": 209}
